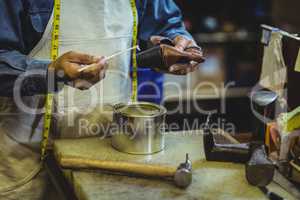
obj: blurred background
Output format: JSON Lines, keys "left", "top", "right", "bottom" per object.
{"left": 158, "top": 0, "right": 300, "bottom": 134}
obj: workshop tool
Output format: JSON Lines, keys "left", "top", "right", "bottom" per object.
{"left": 245, "top": 145, "right": 300, "bottom": 199}
{"left": 272, "top": 169, "right": 300, "bottom": 199}
{"left": 137, "top": 39, "right": 205, "bottom": 72}
{"left": 250, "top": 90, "right": 278, "bottom": 141}
{"left": 245, "top": 147, "right": 292, "bottom": 200}
{"left": 259, "top": 187, "right": 285, "bottom": 200}
{"left": 111, "top": 102, "right": 167, "bottom": 155}
{"left": 57, "top": 153, "right": 192, "bottom": 188}
{"left": 79, "top": 38, "right": 205, "bottom": 73}
{"left": 174, "top": 154, "right": 193, "bottom": 188}
{"left": 203, "top": 114, "right": 251, "bottom": 163}
{"left": 203, "top": 114, "right": 300, "bottom": 199}
{"left": 245, "top": 145, "right": 275, "bottom": 187}
{"left": 78, "top": 45, "right": 140, "bottom": 72}
{"left": 203, "top": 114, "right": 275, "bottom": 185}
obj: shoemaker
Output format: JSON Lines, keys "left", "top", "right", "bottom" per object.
{"left": 0, "top": 0, "right": 204, "bottom": 199}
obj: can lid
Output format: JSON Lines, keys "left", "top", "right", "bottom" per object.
{"left": 117, "top": 102, "right": 166, "bottom": 117}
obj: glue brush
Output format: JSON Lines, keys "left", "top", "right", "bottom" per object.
{"left": 78, "top": 45, "right": 140, "bottom": 72}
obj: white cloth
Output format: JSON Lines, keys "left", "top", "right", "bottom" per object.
{"left": 259, "top": 32, "right": 287, "bottom": 98}
{"left": 0, "top": 96, "right": 48, "bottom": 199}
{"left": 30, "top": 0, "right": 133, "bottom": 106}
{"left": 29, "top": 0, "right": 134, "bottom": 138}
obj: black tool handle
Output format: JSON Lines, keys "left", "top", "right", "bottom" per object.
{"left": 269, "top": 192, "right": 284, "bottom": 200}
{"left": 260, "top": 187, "right": 285, "bottom": 200}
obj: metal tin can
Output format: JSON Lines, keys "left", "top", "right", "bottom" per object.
{"left": 111, "top": 102, "right": 166, "bottom": 155}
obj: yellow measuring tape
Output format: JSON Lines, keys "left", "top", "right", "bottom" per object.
{"left": 41, "top": 0, "right": 138, "bottom": 160}
{"left": 41, "top": 0, "right": 60, "bottom": 160}
{"left": 130, "top": 0, "right": 138, "bottom": 102}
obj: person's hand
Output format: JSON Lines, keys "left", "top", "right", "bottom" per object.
{"left": 48, "top": 51, "right": 107, "bottom": 89}
{"left": 150, "top": 35, "right": 204, "bottom": 75}
{"left": 171, "top": 35, "right": 204, "bottom": 75}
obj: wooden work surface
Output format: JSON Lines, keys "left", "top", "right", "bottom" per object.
{"left": 53, "top": 130, "right": 295, "bottom": 200}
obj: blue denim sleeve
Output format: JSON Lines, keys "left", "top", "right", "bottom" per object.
{"left": 139, "top": 0, "right": 192, "bottom": 41}
{"left": 0, "top": 0, "right": 51, "bottom": 96}
{"left": 0, "top": 50, "right": 51, "bottom": 96}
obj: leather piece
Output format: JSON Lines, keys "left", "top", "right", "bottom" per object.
{"left": 136, "top": 46, "right": 163, "bottom": 68}
{"left": 161, "top": 44, "right": 204, "bottom": 67}
{"left": 137, "top": 44, "right": 205, "bottom": 71}
{"left": 161, "top": 44, "right": 188, "bottom": 68}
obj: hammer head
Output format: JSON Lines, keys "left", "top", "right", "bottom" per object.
{"left": 174, "top": 168, "right": 192, "bottom": 188}
{"left": 174, "top": 153, "right": 192, "bottom": 188}
{"left": 246, "top": 145, "right": 275, "bottom": 187}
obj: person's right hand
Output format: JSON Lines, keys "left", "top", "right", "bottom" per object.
{"left": 48, "top": 51, "right": 107, "bottom": 89}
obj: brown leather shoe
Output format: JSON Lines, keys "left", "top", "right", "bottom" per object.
{"left": 137, "top": 44, "right": 205, "bottom": 71}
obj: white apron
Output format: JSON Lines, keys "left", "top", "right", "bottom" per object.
{"left": 0, "top": 0, "right": 134, "bottom": 198}
{"left": 30, "top": 0, "right": 134, "bottom": 138}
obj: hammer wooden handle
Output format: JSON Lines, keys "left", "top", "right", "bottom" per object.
{"left": 59, "top": 156, "right": 177, "bottom": 178}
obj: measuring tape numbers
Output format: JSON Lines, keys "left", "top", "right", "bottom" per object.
{"left": 41, "top": 0, "right": 61, "bottom": 160}
{"left": 130, "top": 0, "right": 139, "bottom": 102}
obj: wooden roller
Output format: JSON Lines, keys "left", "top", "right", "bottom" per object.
{"left": 58, "top": 156, "right": 177, "bottom": 178}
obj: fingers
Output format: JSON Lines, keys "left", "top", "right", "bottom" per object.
{"left": 173, "top": 35, "right": 205, "bottom": 59}
{"left": 80, "top": 58, "right": 107, "bottom": 83}
{"left": 182, "top": 50, "right": 205, "bottom": 63}
{"left": 185, "top": 47, "right": 203, "bottom": 57}
{"left": 174, "top": 36, "right": 190, "bottom": 51}
{"left": 168, "top": 62, "right": 199, "bottom": 75}
{"left": 173, "top": 37, "right": 205, "bottom": 63}
{"left": 54, "top": 51, "right": 108, "bottom": 89}
{"left": 150, "top": 36, "right": 168, "bottom": 45}
{"left": 65, "top": 51, "right": 100, "bottom": 65}
{"left": 73, "top": 60, "right": 107, "bottom": 90}
{"left": 64, "top": 57, "right": 107, "bottom": 84}
{"left": 64, "top": 62, "right": 82, "bottom": 80}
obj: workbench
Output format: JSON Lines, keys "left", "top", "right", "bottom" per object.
{"left": 49, "top": 130, "right": 295, "bottom": 200}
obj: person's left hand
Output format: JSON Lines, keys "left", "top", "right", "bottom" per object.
{"left": 150, "top": 35, "right": 204, "bottom": 75}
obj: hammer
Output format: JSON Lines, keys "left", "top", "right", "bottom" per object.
{"left": 58, "top": 153, "right": 192, "bottom": 188}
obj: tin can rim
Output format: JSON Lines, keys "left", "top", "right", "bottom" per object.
{"left": 114, "top": 101, "right": 166, "bottom": 118}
